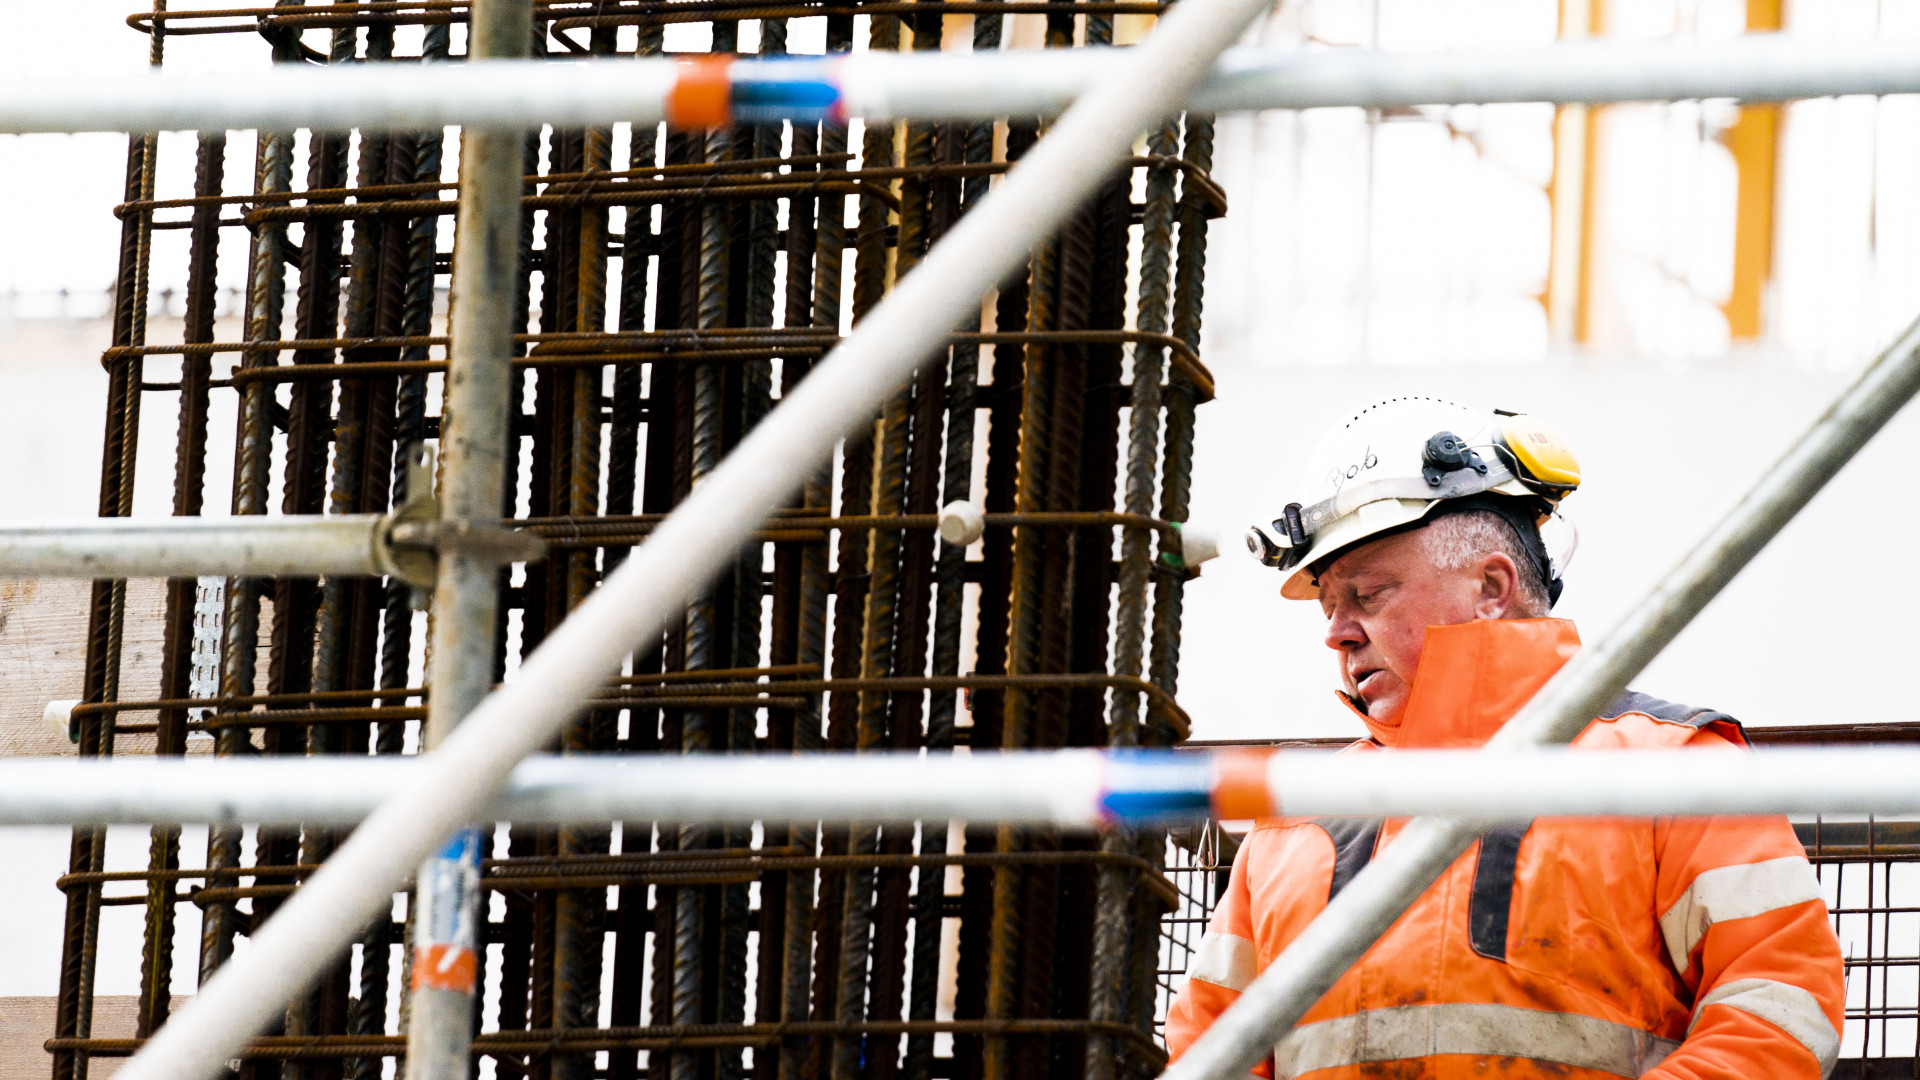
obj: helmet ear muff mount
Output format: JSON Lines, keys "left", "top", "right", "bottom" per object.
{"left": 1421, "top": 431, "right": 1488, "bottom": 487}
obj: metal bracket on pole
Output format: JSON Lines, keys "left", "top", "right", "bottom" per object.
{"left": 374, "top": 443, "right": 546, "bottom": 607}
{"left": 0, "top": 457, "right": 540, "bottom": 588}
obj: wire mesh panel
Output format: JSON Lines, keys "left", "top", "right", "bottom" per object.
{"left": 52, "top": 5, "right": 1221, "bottom": 1080}
{"left": 1808, "top": 819, "right": 1920, "bottom": 1078}
{"left": 1152, "top": 826, "right": 1230, "bottom": 1049}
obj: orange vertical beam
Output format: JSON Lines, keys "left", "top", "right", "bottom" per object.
{"left": 1723, "top": 0, "right": 1783, "bottom": 340}
{"left": 1545, "top": 101, "right": 1586, "bottom": 341}
{"left": 1546, "top": 0, "right": 1604, "bottom": 346}
{"left": 1574, "top": 98, "right": 1603, "bottom": 344}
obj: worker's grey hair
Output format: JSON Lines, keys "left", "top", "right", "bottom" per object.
{"left": 1420, "top": 510, "right": 1551, "bottom": 617}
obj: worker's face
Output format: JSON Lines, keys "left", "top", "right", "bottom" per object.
{"left": 1316, "top": 529, "right": 1520, "bottom": 728}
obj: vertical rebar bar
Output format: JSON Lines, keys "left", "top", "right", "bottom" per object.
{"left": 603, "top": 25, "right": 664, "bottom": 1080}
{"left": 1084, "top": 115, "right": 1180, "bottom": 1080}
{"left": 136, "top": 126, "right": 224, "bottom": 1048}
{"left": 778, "top": 55, "right": 830, "bottom": 1080}
{"left": 59, "top": 19, "right": 163, "bottom": 1075}
{"left": 902, "top": 29, "right": 994, "bottom": 1071}
{"left": 551, "top": 27, "right": 617, "bottom": 1080}
{"left": 1148, "top": 115, "right": 1212, "bottom": 706}
{"left": 806, "top": 19, "right": 858, "bottom": 1080}
{"left": 200, "top": 68, "right": 298, "bottom": 1080}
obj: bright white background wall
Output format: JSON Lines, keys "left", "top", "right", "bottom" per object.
{"left": 1177, "top": 357, "right": 1920, "bottom": 742}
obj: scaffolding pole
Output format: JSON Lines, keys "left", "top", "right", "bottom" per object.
{"left": 403, "top": 0, "right": 531, "bottom": 1076}
{"left": 1163, "top": 308, "right": 1920, "bottom": 1080}
{"left": 3, "top": 36, "right": 1920, "bottom": 134}
{"left": 107, "top": 0, "right": 1277, "bottom": 1078}
{"left": 1, "top": 747, "right": 1920, "bottom": 827}
{"left": 0, "top": 515, "right": 412, "bottom": 581}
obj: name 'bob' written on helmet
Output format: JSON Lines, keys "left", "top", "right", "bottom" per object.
{"left": 1246, "top": 397, "right": 1581, "bottom": 604}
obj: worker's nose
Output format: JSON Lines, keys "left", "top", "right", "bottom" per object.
{"left": 1324, "top": 604, "right": 1365, "bottom": 652}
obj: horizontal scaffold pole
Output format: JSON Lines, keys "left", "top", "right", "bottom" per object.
{"left": 1, "top": 36, "right": 1919, "bottom": 134}
{"left": 4, "top": 747, "right": 1920, "bottom": 827}
{"left": 0, "top": 515, "right": 398, "bottom": 580}
{"left": 0, "top": 513, "right": 541, "bottom": 583}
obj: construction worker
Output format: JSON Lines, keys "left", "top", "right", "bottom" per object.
{"left": 1167, "top": 397, "right": 1845, "bottom": 1078}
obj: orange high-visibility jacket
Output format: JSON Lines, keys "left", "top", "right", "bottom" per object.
{"left": 1166, "top": 618, "right": 1845, "bottom": 1079}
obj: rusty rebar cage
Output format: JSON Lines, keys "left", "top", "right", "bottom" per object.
{"left": 52, "top": 5, "right": 1220, "bottom": 1080}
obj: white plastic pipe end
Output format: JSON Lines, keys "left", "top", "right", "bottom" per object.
{"left": 1177, "top": 522, "right": 1221, "bottom": 567}
{"left": 44, "top": 700, "right": 78, "bottom": 744}
{"left": 938, "top": 500, "right": 986, "bottom": 546}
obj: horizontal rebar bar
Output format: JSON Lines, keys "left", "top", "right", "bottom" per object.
{"left": 132, "top": 1, "right": 1172, "bottom": 34}
{"left": 61, "top": 848, "right": 1181, "bottom": 906}
{"left": 6, "top": 748, "right": 1920, "bottom": 827}
{"left": 109, "top": 154, "right": 1223, "bottom": 218}
{"left": 50, "top": 1017, "right": 1166, "bottom": 1062}
{"left": 115, "top": 329, "right": 1214, "bottom": 399}
{"left": 5, "top": 36, "right": 1920, "bottom": 134}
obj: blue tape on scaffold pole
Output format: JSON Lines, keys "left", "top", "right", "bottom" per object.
{"left": 730, "top": 58, "right": 845, "bottom": 123}
{"left": 418, "top": 827, "right": 484, "bottom": 951}
{"left": 1099, "top": 750, "right": 1213, "bottom": 823}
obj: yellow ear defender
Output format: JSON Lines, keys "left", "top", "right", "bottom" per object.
{"left": 1495, "top": 412, "right": 1581, "bottom": 499}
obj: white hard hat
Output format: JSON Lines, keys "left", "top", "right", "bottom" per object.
{"left": 1246, "top": 397, "right": 1581, "bottom": 603}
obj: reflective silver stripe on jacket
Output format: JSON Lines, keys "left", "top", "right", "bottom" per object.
{"left": 1660, "top": 856, "right": 1823, "bottom": 972}
{"left": 1185, "top": 931, "right": 1257, "bottom": 992}
{"left": 1692, "top": 978, "right": 1839, "bottom": 1078}
{"left": 1272, "top": 1003, "right": 1680, "bottom": 1078}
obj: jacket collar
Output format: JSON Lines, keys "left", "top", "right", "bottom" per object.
{"left": 1340, "top": 618, "right": 1582, "bottom": 749}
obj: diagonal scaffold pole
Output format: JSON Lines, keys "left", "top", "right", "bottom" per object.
{"left": 1162, "top": 308, "right": 1920, "bottom": 1080}
{"left": 106, "top": 0, "right": 1278, "bottom": 1077}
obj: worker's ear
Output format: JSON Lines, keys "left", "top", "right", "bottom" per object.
{"left": 1473, "top": 551, "right": 1522, "bottom": 619}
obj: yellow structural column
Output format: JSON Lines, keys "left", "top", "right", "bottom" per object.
{"left": 1546, "top": 0, "right": 1603, "bottom": 346}
{"left": 1723, "top": 0, "right": 1783, "bottom": 340}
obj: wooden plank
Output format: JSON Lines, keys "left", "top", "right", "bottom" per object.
{"left": 0, "top": 580, "right": 164, "bottom": 757}
{"left": 0, "top": 579, "right": 274, "bottom": 758}
{"left": 0, "top": 996, "right": 142, "bottom": 1080}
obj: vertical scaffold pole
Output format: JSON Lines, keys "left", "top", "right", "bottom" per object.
{"left": 404, "top": 1, "right": 532, "bottom": 1078}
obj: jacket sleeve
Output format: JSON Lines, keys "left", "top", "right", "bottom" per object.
{"left": 1165, "top": 833, "right": 1272, "bottom": 1078}
{"left": 1646, "top": 730, "right": 1846, "bottom": 1080}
